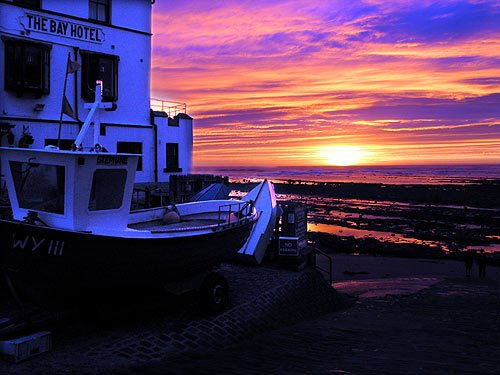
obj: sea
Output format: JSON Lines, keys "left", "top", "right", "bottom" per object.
{"left": 193, "top": 164, "right": 500, "bottom": 185}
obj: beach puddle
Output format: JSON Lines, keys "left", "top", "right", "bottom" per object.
{"left": 308, "top": 222, "right": 443, "bottom": 248}
{"left": 333, "top": 277, "right": 441, "bottom": 298}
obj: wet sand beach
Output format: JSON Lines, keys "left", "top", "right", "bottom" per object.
{"left": 232, "top": 180, "right": 500, "bottom": 256}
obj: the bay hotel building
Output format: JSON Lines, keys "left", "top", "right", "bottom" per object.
{"left": 0, "top": 0, "right": 193, "bottom": 186}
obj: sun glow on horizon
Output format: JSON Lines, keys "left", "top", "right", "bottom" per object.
{"left": 320, "top": 145, "right": 372, "bottom": 167}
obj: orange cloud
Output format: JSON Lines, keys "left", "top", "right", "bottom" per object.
{"left": 151, "top": 0, "right": 500, "bottom": 167}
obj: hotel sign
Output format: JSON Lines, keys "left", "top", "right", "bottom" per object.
{"left": 24, "top": 13, "right": 104, "bottom": 44}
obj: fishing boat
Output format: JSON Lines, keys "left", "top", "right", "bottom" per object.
{"left": 0, "top": 83, "right": 259, "bottom": 305}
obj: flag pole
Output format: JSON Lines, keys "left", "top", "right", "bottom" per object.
{"left": 57, "top": 53, "right": 71, "bottom": 149}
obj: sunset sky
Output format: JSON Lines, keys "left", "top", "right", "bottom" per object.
{"left": 151, "top": 0, "right": 500, "bottom": 167}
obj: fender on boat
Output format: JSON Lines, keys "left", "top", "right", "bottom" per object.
{"left": 236, "top": 179, "right": 278, "bottom": 264}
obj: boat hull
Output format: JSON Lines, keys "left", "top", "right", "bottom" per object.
{"left": 237, "top": 180, "right": 278, "bottom": 264}
{"left": 0, "top": 218, "right": 253, "bottom": 296}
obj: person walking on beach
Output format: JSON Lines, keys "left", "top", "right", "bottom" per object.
{"left": 477, "top": 250, "right": 487, "bottom": 278}
{"left": 464, "top": 250, "right": 474, "bottom": 277}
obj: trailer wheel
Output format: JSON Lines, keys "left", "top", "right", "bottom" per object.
{"left": 199, "top": 272, "right": 229, "bottom": 314}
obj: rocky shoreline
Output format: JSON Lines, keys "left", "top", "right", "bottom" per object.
{"left": 232, "top": 179, "right": 500, "bottom": 260}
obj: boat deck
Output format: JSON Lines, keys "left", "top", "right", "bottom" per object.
{"left": 128, "top": 218, "right": 223, "bottom": 233}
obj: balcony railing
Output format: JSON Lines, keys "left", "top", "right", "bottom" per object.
{"left": 151, "top": 98, "right": 187, "bottom": 118}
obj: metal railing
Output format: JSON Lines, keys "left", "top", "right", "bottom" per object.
{"left": 314, "top": 247, "right": 333, "bottom": 285}
{"left": 217, "top": 202, "right": 253, "bottom": 228}
{"left": 131, "top": 187, "right": 168, "bottom": 210}
{"left": 150, "top": 98, "right": 187, "bottom": 117}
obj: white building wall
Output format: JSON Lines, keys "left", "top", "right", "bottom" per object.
{"left": 0, "top": 1, "right": 193, "bottom": 185}
{"left": 42, "top": 1, "right": 151, "bottom": 33}
{"left": 42, "top": 1, "right": 88, "bottom": 20}
{"left": 178, "top": 117, "right": 194, "bottom": 175}
{"left": 155, "top": 114, "right": 194, "bottom": 183}
{"left": 103, "top": 125, "right": 154, "bottom": 183}
{"left": 0, "top": 2, "right": 151, "bottom": 126}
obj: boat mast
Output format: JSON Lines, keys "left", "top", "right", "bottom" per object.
{"left": 73, "top": 81, "right": 113, "bottom": 150}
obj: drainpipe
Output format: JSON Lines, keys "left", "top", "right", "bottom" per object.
{"left": 150, "top": 110, "right": 158, "bottom": 184}
{"left": 73, "top": 46, "right": 80, "bottom": 121}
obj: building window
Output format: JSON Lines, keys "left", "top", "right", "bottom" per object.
{"left": 89, "top": 0, "right": 111, "bottom": 24}
{"left": 117, "top": 141, "right": 142, "bottom": 171}
{"left": 80, "top": 51, "right": 118, "bottom": 102}
{"left": 3, "top": 39, "right": 50, "bottom": 96}
{"left": 165, "top": 143, "right": 182, "bottom": 172}
{"left": 13, "top": 0, "right": 41, "bottom": 9}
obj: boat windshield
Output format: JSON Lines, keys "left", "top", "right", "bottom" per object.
{"left": 88, "top": 169, "right": 127, "bottom": 211}
{"left": 9, "top": 161, "right": 65, "bottom": 214}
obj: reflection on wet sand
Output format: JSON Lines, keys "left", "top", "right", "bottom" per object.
{"left": 308, "top": 223, "right": 443, "bottom": 249}
{"left": 233, "top": 182, "right": 500, "bottom": 256}
{"left": 333, "top": 277, "right": 441, "bottom": 298}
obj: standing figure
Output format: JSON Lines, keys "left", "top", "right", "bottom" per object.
{"left": 464, "top": 250, "right": 474, "bottom": 277}
{"left": 477, "top": 249, "right": 487, "bottom": 278}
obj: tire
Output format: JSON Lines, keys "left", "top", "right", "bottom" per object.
{"left": 199, "top": 272, "right": 229, "bottom": 314}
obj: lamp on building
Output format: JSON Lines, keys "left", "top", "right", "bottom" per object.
{"left": 33, "top": 104, "right": 45, "bottom": 112}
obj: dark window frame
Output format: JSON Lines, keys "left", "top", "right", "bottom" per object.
{"left": 89, "top": 0, "right": 111, "bottom": 24}
{"left": 3, "top": 38, "right": 51, "bottom": 96}
{"left": 80, "top": 50, "right": 119, "bottom": 102}
{"left": 165, "top": 143, "right": 182, "bottom": 172}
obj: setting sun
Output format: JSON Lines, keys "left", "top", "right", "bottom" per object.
{"left": 321, "top": 146, "right": 370, "bottom": 166}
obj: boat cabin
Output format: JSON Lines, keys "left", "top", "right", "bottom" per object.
{"left": 0, "top": 147, "right": 138, "bottom": 232}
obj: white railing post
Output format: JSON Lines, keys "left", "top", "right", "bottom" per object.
{"left": 93, "top": 80, "right": 103, "bottom": 148}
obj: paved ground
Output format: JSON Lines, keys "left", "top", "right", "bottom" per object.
{"left": 2, "top": 255, "right": 500, "bottom": 374}
{"left": 0, "top": 265, "right": 340, "bottom": 374}
{"left": 131, "top": 255, "right": 500, "bottom": 375}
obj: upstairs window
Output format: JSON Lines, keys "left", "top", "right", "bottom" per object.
{"left": 165, "top": 143, "right": 182, "bottom": 172}
{"left": 13, "top": 0, "right": 41, "bottom": 9}
{"left": 4, "top": 39, "right": 50, "bottom": 96}
{"left": 89, "top": 0, "right": 111, "bottom": 24}
{"left": 80, "top": 51, "right": 118, "bottom": 102}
